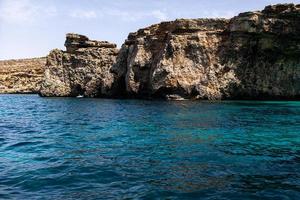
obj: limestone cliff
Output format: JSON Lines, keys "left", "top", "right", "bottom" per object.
{"left": 0, "top": 58, "right": 46, "bottom": 94}
{"left": 112, "top": 3, "right": 300, "bottom": 100}
{"left": 4, "top": 3, "right": 299, "bottom": 100}
{"left": 111, "top": 19, "right": 231, "bottom": 99}
{"left": 223, "top": 4, "right": 300, "bottom": 99}
{"left": 39, "top": 33, "right": 119, "bottom": 97}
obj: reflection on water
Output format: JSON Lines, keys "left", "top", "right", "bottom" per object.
{"left": 0, "top": 95, "right": 300, "bottom": 199}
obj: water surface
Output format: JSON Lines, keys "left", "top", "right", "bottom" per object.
{"left": 0, "top": 95, "right": 300, "bottom": 199}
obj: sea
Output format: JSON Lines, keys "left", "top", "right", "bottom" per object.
{"left": 0, "top": 95, "right": 299, "bottom": 199}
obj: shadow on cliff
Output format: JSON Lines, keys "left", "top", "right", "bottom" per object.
{"left": 220, "top": 31, "right": 300, "bottom": 100}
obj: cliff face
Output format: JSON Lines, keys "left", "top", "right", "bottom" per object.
{"left": 0, "top": 58, "right": 46, "bottom": 94}
{"left": 39, "top": 33, "right": 119, "bottom": 97}
{"left": 3, "top": 3, "right": 299, "bottom": 100}
{"left": 223, "top": 4, "right": 300, "bottom": 99}
{"left": 112, "top": 3, "right": 300, "bottom": 100}
{"left": 112, "top": 19, "right": 231, "bottom": 99}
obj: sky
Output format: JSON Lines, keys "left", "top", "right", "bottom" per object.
{"left": 0, "top": 0, "right": 299, "bottom": 60}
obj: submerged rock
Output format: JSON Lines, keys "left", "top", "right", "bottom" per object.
{"left": 39, "top": 33, "right": 119, "bottom": 97}
{"left": 112, "top": 3, "right": 300, "bottom": 100}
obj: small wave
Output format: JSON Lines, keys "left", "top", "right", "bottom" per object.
{"left": 6, "top": 141, "right": 42, "bottom": 149}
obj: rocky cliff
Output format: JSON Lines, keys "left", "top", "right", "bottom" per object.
{"left": 111, "top": 19, "right": 231, "bottom": 99}
{"left": 0, "top": 58, "right": 46, "bottom": 94}
{"left": 5, "top": 3, "right": 299, "bottom": 100}
{"left": 112, "top": 3, "right": 300, "bottom": 100}
{"left": 39, "top": 33, "right": 119, "bottom": 97}
{"left": 223, "top": 4, "right": 300, "bottom": 100}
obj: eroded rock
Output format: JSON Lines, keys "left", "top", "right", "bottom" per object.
{"left": 112, "top": 3, "right": 300, "bottom": 100}
{"left": 111, "top": 18, "right": 235, "bottom": 99}
{"left": 224, "top": 3, "right": 300, "bottom": 99}
{"left": 39, "top": 33, "right": 119, "bottom": 97}
{"left": 36, "top": 4, "right": 300, "bottom": 100}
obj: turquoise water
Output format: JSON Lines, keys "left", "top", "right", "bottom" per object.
{"left": 0, "top": 95, "right": 300, "bottom": 199}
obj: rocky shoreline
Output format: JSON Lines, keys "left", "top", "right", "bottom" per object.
{"left": 1, "top": 3, "right": 300, "bottom": 100}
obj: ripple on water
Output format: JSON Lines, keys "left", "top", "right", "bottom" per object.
{"left": 0, "top": 95, "right": 300, "bottom": 199}
{"left": 7, "top": 141, "right": 42, "bottom": 149}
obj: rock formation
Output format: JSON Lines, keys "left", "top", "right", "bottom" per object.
{"left": 0, "top": 58, "right": 46, "bottom": 94}
{"left": 39, "top": 33, "right": 119, "bottom": 97}
{"left": 222, "top": 4, "right": 300, "bottom": 100}
{"left": 111, "top": 19, "right": 231, "bottom": 99}
{"left": 112, "top": 3, "right": 300, "bottom": 100}
{"left": 3, "top": 3, "right": 299, "bottom": 100}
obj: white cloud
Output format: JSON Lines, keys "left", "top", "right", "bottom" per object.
{"left": 45, "top": 6, "right": 58, "bottom": 17}
{"left": 104, "top": 9, "right": 142, "bottom": 22}
{"left": 98, "top": 8, "right": 168, "bottom": 22}
{"left": 0, "top": 0, "right": 168, "bottom": 25}
{"left": 69, "top": 10, "right": 97, "bottom": 19}
{"left": 0, "top": 0, "right": 57, "bottom": 24}
{"left": 0, "top": 0, "right": 37, "bottom": 23}
{"left": 202, "top": 10, "right": 236, "bottom": 19}
{"left": 151, "top": 10, "right": 168, "bottom": 21}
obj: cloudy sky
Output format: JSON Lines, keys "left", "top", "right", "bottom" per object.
{"left": 0, "top": 0, "right": 299, "bottom": 60}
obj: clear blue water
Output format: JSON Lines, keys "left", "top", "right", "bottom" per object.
{"left": 0, "top": 95, "right": 300, "bottom": 200}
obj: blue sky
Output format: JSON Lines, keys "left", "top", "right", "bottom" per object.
{"left": 0, "top": 0, "right": 299, "bottom": 60}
